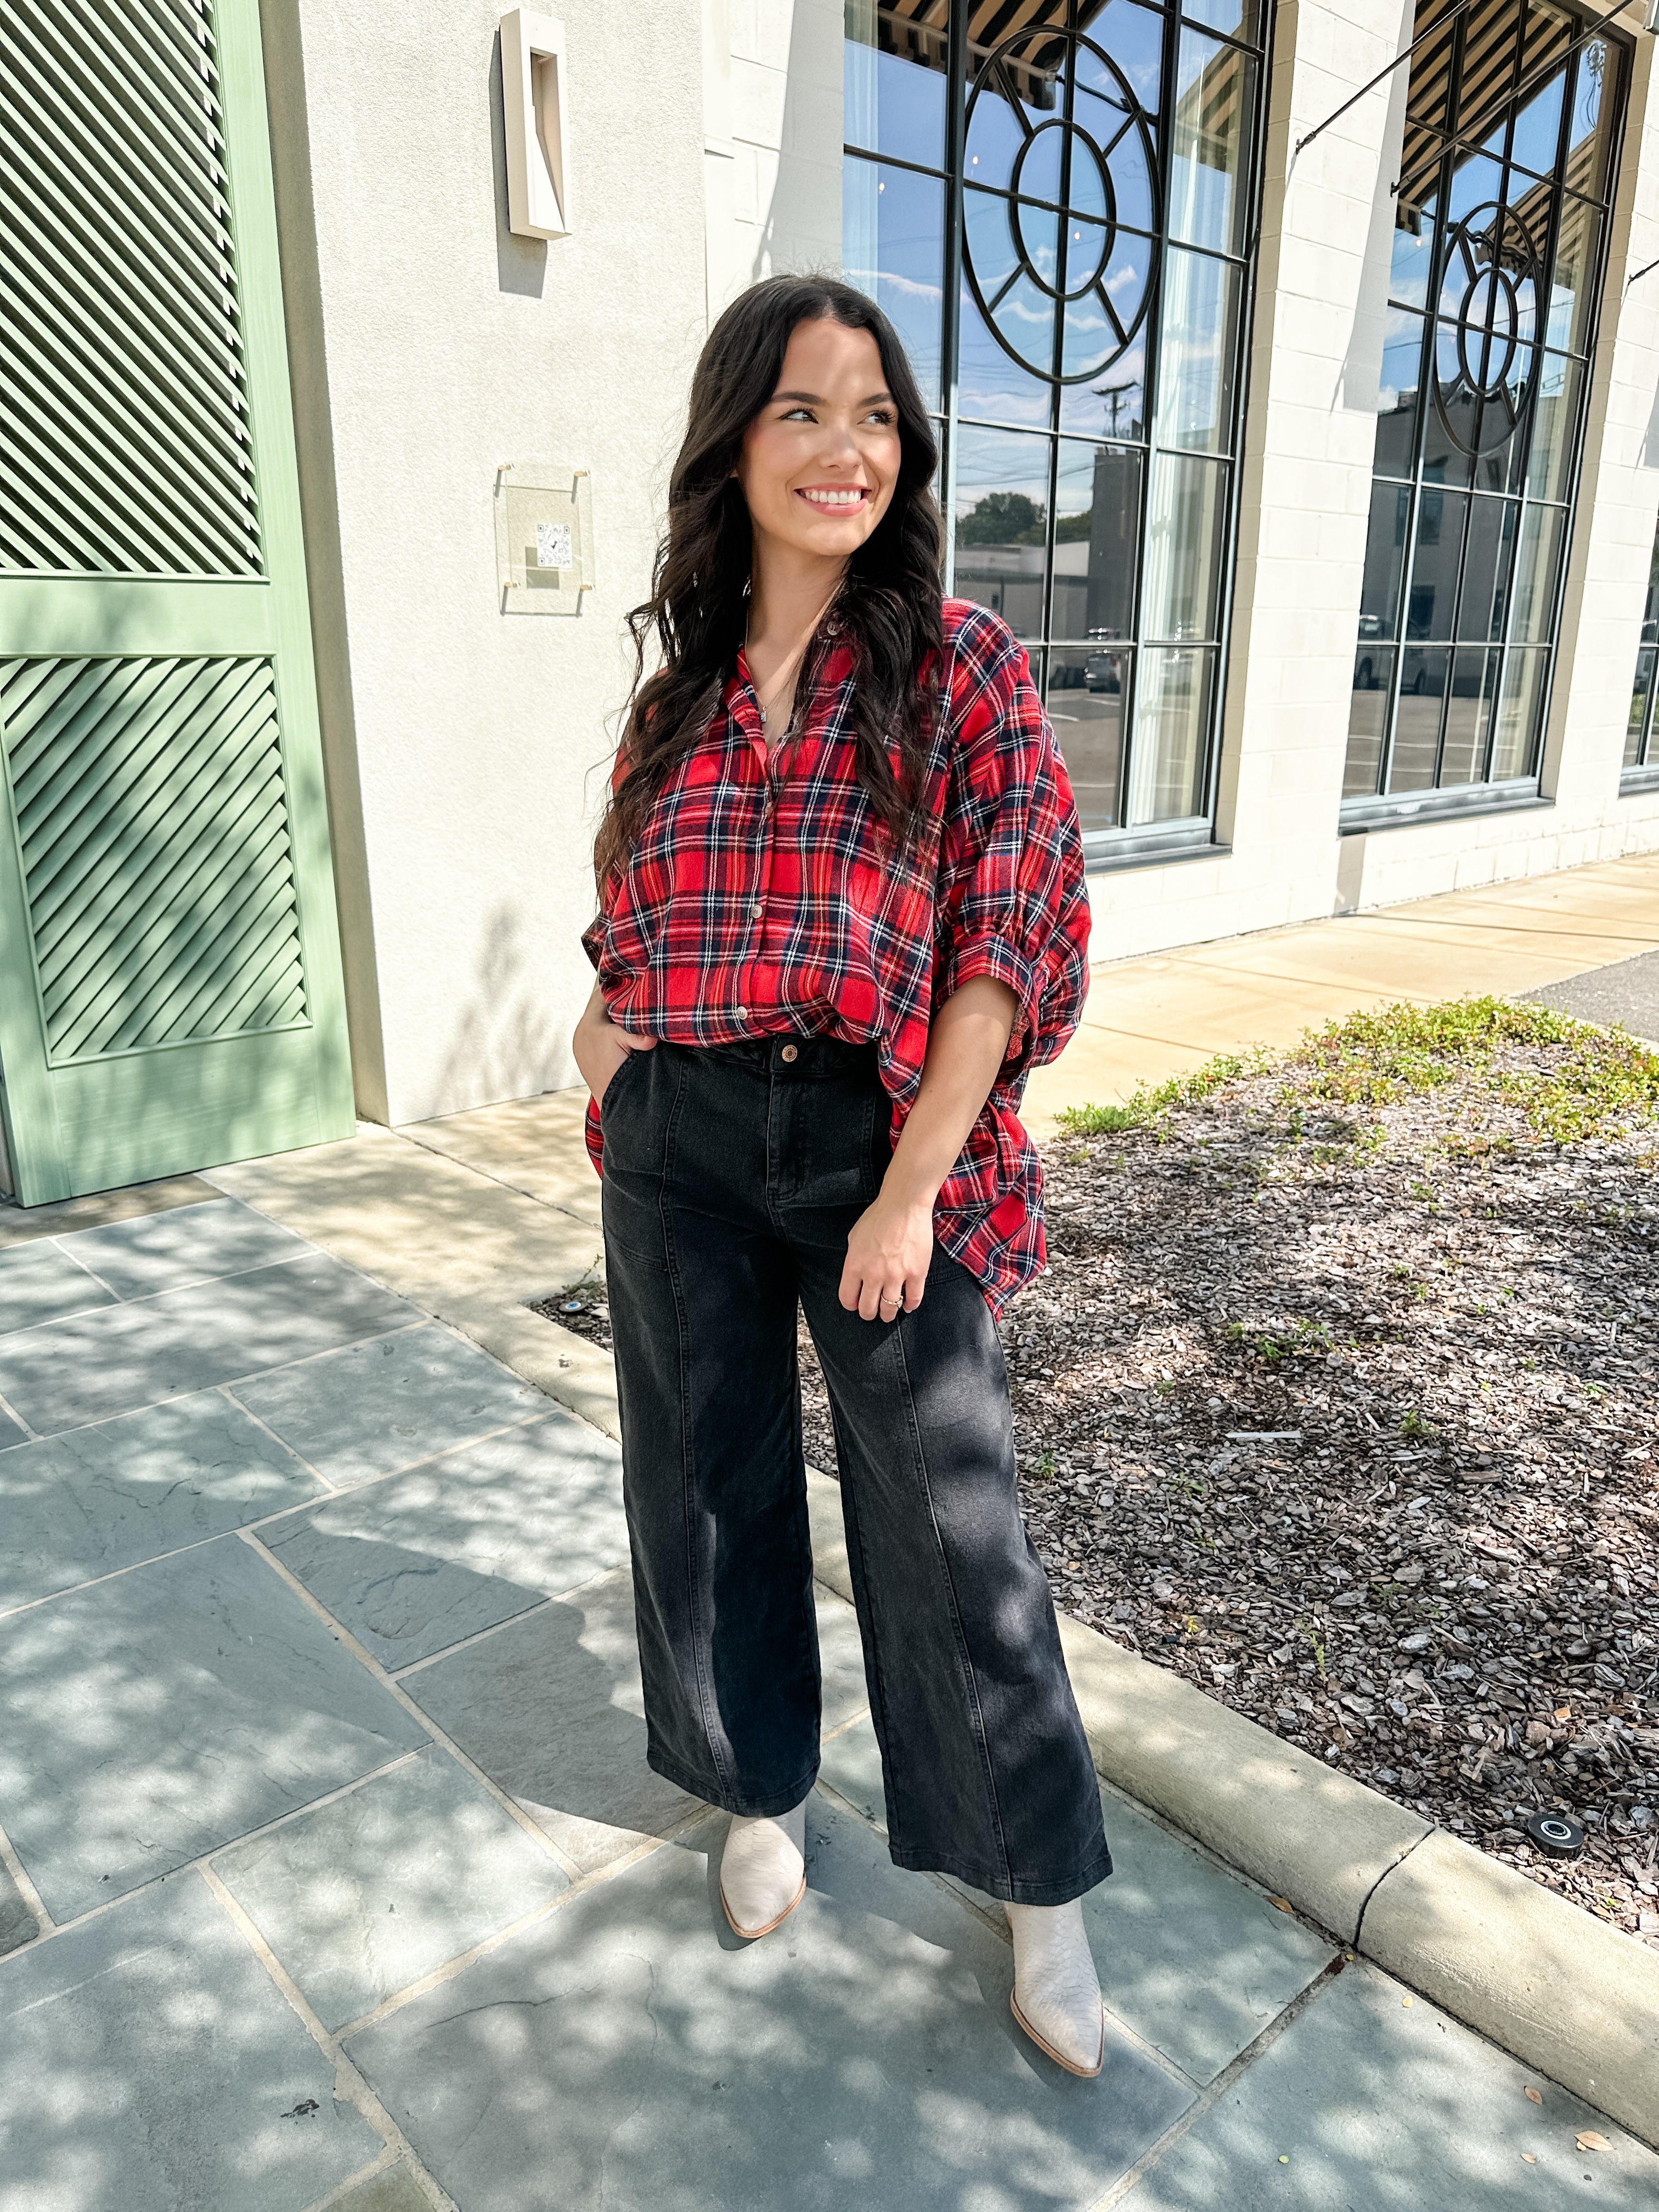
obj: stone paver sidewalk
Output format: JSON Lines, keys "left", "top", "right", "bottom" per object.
{"left": 1, "top": 1193, "right": 1656, "bottom": 2208}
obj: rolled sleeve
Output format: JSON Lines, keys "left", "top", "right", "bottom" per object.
{"left": 936, "top": 614, "right": 1090, "bottom": 1081}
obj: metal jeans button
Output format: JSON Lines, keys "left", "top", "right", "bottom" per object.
{"left": 780, "top": 1044, "right": 798, "bottom": 1063}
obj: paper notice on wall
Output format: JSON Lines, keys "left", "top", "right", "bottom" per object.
{"left": 535, "top": 521, "right": 573, "bottom": 570}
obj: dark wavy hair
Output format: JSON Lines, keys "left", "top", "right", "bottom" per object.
{"left": 594, "top": 275, "right": 944, "bottom": 890}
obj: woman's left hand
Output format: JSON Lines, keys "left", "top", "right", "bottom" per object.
{"left": 839, "top": 1186, "right": 934, "bottom": 1321}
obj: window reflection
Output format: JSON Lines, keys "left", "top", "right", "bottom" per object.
{"left": 844, "top": 160, "right": 947, "bottom": 410}
{"left": 1057, "top": 343, "right": 1147, "bottom": 441}
{"left": 1510, "top": 503, "right": 1563, "bottom": 641}
{"left": 1375, "top": 309, "right": 1425, "bottom": 478}
{"left": 1620, "top": 515, "right": 1659, "bottom": 777}
{"left": 1127, "top": 647, "right": 1212, "bottom": 823}
{"left": 1492, "top": 645, "right": 1549, "bottom": 778}
{"left": 1075, "top": 0, "right": 1164, "bottom": 113}
{"left": 1526, "top": 354, "right": 1580, "bottom": 501}
{"left": 957, "top": 278, "right": 1054, "bottom": 428}
{"left": 1509, "top": 55, "right": 1566, "bottom": 176}
{"left": 1053, "top": 437, "right": 1142, "bottom": 640}
{"left": 1438, "top": 647, "right": 1501, "bottom": 785}
{"left": 1459, "top": 499, "right": 1517, "bottom": 642}
{"left": 844, "top": 0, "right": 1265, "bottom": 841}
{"left": 1046, "top": 646, "right": 1127, "bottom": 824}
{"left": 1626, "top": 651, "right": 1653, "bottom": 769}
{"left": 1549, "top": 199, "right": 1602, "bottom": 354}
{"left": 1342, "top": 0, "right": 1623, "bottom": 813}
{"left": 1346, "top": 648, "right": 1393, "bottom": 797}
{"left": 1179, "top": 0, "right": 1259, "bottom": 36}
{"left": 952, "top": 424, "right": 1052, "bottom": 639}
{"left": 844, "top": 0, "right": 947, "bottom": 166}
{"left": 1154, "top": 250, "right": 1238, "bottom": 452}
{"left": 1142, "top": 453, "right": 1225, "bottom": 641}
{"left": 1168, "top": 29, "right": 1254, "bottom": 255}
{"left": 1392, "top": 648, "right": 1448, "bottom": 790}
{"left": 1565, "top": 40, "right": 1611, "bottom": 202}
{"left": 1359, "top": 482, "right": 1410, "bottom": 644}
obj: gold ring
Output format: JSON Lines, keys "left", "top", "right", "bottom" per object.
{"left": 880, "top": 1291, "right": 902, "bottom": 1310}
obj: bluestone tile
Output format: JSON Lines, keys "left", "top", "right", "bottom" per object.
{"left": 55, "top": 1198, "right": 311, "bottom": 1299}
{"left": 1085, "top": 1785, "right": 1334, "bottom": 2084}
{"left": 0, "top": 1874, "right": 381, "bottom": 2211}
{"left": 828, "top": 1718, "right": 1333, "bottom": 2087}
{"left": 347, "top": 1797, "right": 1192, "bottom": 2212}
{"left": 0, "top": 1240, "right": 111, "bottom": 1336}
{"left": 0, "top": 1254, "right": 419, "bottom": 1434}
{"left": 213, "top": 1747, "right": 568, "bottom": 2031}
{"left": 403, "top": 1571, "right": 870, "bottom": 1874}
{"left": 314, "top": 2164, "right": 435, "bottom": 2212}
{"left": 0, "top": 1391, "right": 324, "bottom": 1613}
{"left": 0, "top": 1859, "right": 36, "bottom": 1959}
{"left": 231, "top": 1322, "right": 546, "bottom": 1487}
{"left": 817, "top": 1709, "right": 888, "bottom": 1830}
{"left": 1121, "top": 1958, "right": 1659, "bottom": 2209}
{"left": 259, "top": 1412, "right": 631, "bottom": 1669}
{"left": 0, "top": 1534, "right": 428, "bottom": 1920}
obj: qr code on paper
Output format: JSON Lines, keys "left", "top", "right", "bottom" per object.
{"left": 535, "top": 522, "right": 573, "bottom": 571}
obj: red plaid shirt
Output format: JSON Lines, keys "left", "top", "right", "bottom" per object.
{"left": 582, "top": 600, "right": 1090, "bottom": 1312}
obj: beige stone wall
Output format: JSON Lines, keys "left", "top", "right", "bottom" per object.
{"left": 267, "top": 0, "right": 706, "bottom": 1125}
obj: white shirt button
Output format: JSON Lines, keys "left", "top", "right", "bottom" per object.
{"left": 735, "top": 1006, "right": 747, "bottom": 1020}
{"left": 751, "top": 901, "right": 763, "bottom": 920}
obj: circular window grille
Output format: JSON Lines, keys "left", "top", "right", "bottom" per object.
{"left": 1434, "top": 201, "right": 1543, "bottom": 456}
{"left": 962, "top": 30, "right": 1160, "bottom": 387}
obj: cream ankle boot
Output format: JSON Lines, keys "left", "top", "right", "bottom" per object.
{"left": 1006, "top": 1899, "right": 1105, "bottom": 2077}
{"left": 719, "top": 1798, "right": 808, "bottom": 1939}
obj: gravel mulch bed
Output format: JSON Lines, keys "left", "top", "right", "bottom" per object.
{"left": 538, "top": 998, "right": 1659, "bottom": 1944}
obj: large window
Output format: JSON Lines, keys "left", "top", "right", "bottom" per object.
{"left": 1342, "top": 0, "right": 1627, "bottom": 825}
{"left": 843, "top": 0, "right": 1268, "bottom": 855}
{"left": 1624, "top": 514, "right": 1659, "bottom": 791}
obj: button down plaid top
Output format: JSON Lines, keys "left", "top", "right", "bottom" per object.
{"left": 582, "top": 600, "right": 1090, "bottom": 1311}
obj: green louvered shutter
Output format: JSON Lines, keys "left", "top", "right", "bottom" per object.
{"left": 0, "top": 0, "right": 353, "bottom": 1203}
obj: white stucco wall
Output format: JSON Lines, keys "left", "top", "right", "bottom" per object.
{"left": 270, "top": 0, "right": 706, "bottom": 1124}
{"left": 707, "top": 0, "right": 842, "bottom": 312}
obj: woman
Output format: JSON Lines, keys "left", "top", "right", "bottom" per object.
{"left": 573, "top": 275, "right": 1110, "bottom": 2076}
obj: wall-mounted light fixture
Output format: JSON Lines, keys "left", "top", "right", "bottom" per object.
{"left": 501, "top": 10, "right": 569, "bottom": 239}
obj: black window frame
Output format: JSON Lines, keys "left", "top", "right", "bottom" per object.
{"left": 842, "top": 0, "right": 1275, "bottom": 866}
{"left": 1341, "top": 0, "right": 1632, "bottom": 834}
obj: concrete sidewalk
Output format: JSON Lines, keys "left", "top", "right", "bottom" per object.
{"left": 2, "top": 1190, "right": 1656, "bottom": 2210}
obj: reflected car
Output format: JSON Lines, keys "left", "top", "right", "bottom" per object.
{"left": 1083, "top": 646, "right": 1122, "bottom": 693}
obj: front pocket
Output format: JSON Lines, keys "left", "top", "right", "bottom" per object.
{"left": 600, "top": 1047, "right": 646, "bottom": 1116}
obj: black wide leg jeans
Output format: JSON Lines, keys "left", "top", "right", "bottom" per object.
{"left": 599, "top": 1033, "right": 1111, "bottom": 1906}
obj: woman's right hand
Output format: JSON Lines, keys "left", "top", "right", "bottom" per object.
{"left": 573, "top": 980, "right": 655, "bottom": 1103}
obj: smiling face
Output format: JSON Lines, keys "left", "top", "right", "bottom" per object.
{"left": 734, "top": 317, "right": 902, "bottom": 569}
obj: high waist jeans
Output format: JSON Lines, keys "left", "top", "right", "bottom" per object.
{"left": 599, "top": 1034, "right": 1111, "bottom": 1905}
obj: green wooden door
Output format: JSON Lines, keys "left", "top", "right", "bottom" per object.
{"left": 0, "top": 0, "right": 354, "bottom": 1204}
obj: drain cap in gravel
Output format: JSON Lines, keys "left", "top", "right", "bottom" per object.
{"left": 1525, "top": 1811, "right": 1584, "bottom": 1858}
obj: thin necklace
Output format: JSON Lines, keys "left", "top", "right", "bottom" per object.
{"left": 746, "top": 585, "right": 841, "bottom": 732}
